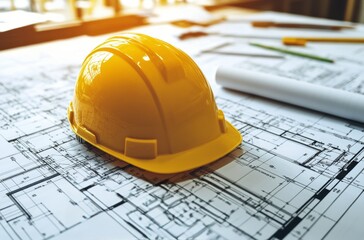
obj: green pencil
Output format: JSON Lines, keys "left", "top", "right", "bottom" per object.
{"left": 249, "top": 42, "right": 334, "bottom": 63}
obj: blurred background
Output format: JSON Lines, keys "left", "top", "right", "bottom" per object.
{"left": 1, "top": 0, "right": 363, "bottom": 22}
{"left": 1, "top": 0, "right": 363, "bottom": 50}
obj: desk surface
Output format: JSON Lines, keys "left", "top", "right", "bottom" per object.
{"left": 1, "top": 9, "right": 364, "bottom": 240}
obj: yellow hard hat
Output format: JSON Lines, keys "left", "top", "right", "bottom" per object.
{"left": 67, "top": 33, "right": 242, "bottom": 174}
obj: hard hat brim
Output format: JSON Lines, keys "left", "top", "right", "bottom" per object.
{"left": 69, "top": 111, "right": 242, "bottom": 174}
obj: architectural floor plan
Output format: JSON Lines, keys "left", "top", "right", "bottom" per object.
{"left": 1, "top": 14, "right": 364, "bottom": 239}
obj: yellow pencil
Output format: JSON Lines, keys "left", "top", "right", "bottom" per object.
{"left": 283, "top": 37, "right": 364, "bottom": 46}
{"left": 252, "top": 21, "right": 355, "bottom": 30}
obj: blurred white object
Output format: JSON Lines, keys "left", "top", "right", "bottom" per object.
{"left": 216, "top": 66, "right": 364, "bottom": 123}
{"left": 0, "top": 10, "right": 48, "bottom": 32}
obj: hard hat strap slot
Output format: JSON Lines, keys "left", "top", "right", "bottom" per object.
{"left": 218, "top": 110, "right": 227, "bottom": 133}
{"left": 76, "top": 126, "right": 97, "bottom": 144}
{"left": 125, "top": 137, "right": 157, "bottom": 159}
{"left": 67, "top": 103, "right": 75, "bottom": 125}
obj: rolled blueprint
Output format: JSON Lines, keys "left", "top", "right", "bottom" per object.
{"left": 216, "top": 66, "right": 364, "bottom": 123}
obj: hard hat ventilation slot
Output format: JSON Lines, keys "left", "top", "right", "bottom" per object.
{"left": 125, "top": 137, "right": 157, "bottom": 159}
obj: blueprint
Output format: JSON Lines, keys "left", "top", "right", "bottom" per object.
{"left": 1, "top": 13, "right": 364, "bottom": 240}
{"left": 215, "top": 41, "right": 364, "bottom": 94}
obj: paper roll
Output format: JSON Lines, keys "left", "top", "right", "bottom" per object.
{"left": 216, "top": 66, "right": 364, "bottom": 123}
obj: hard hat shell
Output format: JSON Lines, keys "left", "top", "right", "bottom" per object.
{"left": 67, "top": 33, "right": 242, "bottom": 174}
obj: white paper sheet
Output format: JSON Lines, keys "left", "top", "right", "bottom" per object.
{"left": 216, "top": 66, "right": 364, "bottom": 123}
